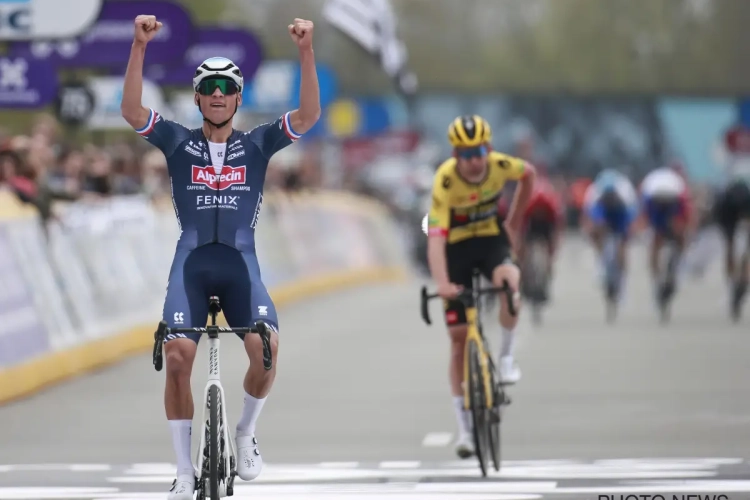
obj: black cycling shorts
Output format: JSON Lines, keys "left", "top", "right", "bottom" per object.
{"left": 714, "top": 181, "right": 750, "bottom": 241}
{"left": 444, "top": 234, "right": 514, "bottom": 326}
{"left": 525, "top": 213, "right": 554, "bottom": 244}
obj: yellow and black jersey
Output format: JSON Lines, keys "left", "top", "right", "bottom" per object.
{"left": 428, "top": 151, "right": 528, "bottom": 244}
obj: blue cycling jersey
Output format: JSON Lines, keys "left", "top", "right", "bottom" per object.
{"left": 134, "top": 108, "right": 302, "bottom": 253}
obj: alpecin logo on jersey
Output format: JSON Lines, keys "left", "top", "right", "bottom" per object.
{"left": 192, "top": 165, "right": 246, "bottom": 191}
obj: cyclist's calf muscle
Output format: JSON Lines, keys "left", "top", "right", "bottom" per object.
{"left": 492, "top": 264, "right": 521, "bottom": 329}
{"left": 448, "top": 326, "right": 467, "bottom": 397}
{"left": 164, "top": 339, "right": 198, "bottom": 420}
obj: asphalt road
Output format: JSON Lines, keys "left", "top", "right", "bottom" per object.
{"left": 0, "top": 236, "right": 749, "bottom": 500}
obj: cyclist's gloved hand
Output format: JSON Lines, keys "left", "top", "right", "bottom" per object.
{"left": 437, "top": 282, "right": 463, "bottom": 300}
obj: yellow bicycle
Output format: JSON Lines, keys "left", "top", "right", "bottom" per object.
{"left": 420, "top": 270, "right": 517, "bottom": 477}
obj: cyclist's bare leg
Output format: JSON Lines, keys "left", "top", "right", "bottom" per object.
{"left": 236, "top": 330, "right": 279, "bottom": 438}
{"left": 448, "top": 325, "right": 473, "bottom": 452}
{"left": 649, "top": 232, "right": 663, "bottom": 280}
{"left": 448, "top": 325, "right": 468, "bottom": 397}
{"left": 235, "top": 329, "right": 280, "bottom": 481}
{"left": 164, "top": 339, "right": 199, "bottom": 479}
{"left": 492, "top": 263, "right": 522, "bottom": 383}
{"left": 243, "top": 329, "right": 279, "bottom": 398}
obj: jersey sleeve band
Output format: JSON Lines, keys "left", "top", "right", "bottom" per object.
{"left": 135, "top": 108, "right": 158, "bottom": 136}
{"left": 282, "top": 112, "right": 302, "bottom": 141}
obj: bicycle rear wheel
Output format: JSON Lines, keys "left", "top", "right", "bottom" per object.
{"left": 209, "top": 385, "right": 220, "bottom": 500}
{"left": 467, "top": 339, "right": 489, "bottom": 477}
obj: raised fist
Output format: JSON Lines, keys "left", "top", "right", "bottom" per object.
{"left": 288, "top": 18, "right": 314, "bottom": 49}
{"left": 134, "top": 15, "right": 162, "bottom": 45}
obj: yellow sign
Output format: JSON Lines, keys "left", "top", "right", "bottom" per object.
{"left": 326, "top": 98, "right": 361, "bottom": 138}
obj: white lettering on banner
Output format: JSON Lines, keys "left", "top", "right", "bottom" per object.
{"left": 0, "top": 0, "right": 102, "bottom": 40}
{"left": 0, "top": 57, "right": 39, "bottom": 104}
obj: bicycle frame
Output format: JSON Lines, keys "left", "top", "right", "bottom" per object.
{"left": 462, "top": 305, "right": 495, "bottom": 412}
{"left": 194, "top": 335, "right": 235, "bottom": 491}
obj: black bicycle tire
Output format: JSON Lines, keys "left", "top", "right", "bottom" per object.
{"left": 209, "top": 385, "right": 220, "bottom": 500}
{"left": 468, "top": 339, "right": 488, "bottom": 477}
{"left": 487, "top": 359, "right": 501, "bottom": 472}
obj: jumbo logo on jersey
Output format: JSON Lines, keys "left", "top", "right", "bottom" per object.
{"left": 192, "top": 165, "right": 246, "bottom": 190}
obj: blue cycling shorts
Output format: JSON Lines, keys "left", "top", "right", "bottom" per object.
{"left": 587, "top": 200, "right": 637, "bottom": 237}
{"left": 643, "top": 195, "right": 684, "bottom": 235}
{"left": 162, "top": 243, "right": 279, "bottom": 343}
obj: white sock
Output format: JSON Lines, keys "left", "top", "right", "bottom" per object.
{"left": 452, "top": 396, "right": 470, "bottom": 436}
{"left": 500, "top": 327, "right": 515, "bottom": 358}
{"left": 236, "top": 392, "right": 266, "bottom": 438}
{"left": 169, "top": 420, "right": 194, "bottom": 477}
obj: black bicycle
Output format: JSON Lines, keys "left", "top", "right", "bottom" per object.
{"left": 420, "top": 270, "right": 516, "bottom": 477}
{"left": 153, "top": 297, "right": 272, "bottom": 499}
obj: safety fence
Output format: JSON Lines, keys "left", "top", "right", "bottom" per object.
{"left": 0, "top": 189, "right": 409, "bottom": 403}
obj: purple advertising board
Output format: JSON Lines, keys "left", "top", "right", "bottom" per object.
{"left": 8, "top": 0, "right": 193, "bottom": 69}
{"left": 144, "top": 27, "right": 263, "bottom": 87}
{"left": 0, "top": 226, "right": 49, "bottom": 367}
{"left": 0, "top": 56, "right": 58, "bottom": 109}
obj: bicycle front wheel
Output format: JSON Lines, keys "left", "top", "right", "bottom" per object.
{"left": 467, "top": 339, "right": 489, "bottom": 477}
{"left": 209, "top": 385, "right": 220, "bottom": 500}
{"left": 487, "top": 363, "right": 502, "bottom": 472}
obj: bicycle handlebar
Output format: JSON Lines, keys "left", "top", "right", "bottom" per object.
{"left": 420, "top": 280, "right": 517, "bottom": 326}
{"left": 152, "top": 320, "right": 272, "bottom": 372}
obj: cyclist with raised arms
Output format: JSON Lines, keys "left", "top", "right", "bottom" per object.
{"left": 120, "top": 14, "right": 321, "bottom": 500}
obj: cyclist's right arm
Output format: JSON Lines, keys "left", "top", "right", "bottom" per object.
{"left": 427, "top": 170, "right": 461, "bottom": 299}
{"left": 121, "top": 39, "right": 186, "bottom": 157}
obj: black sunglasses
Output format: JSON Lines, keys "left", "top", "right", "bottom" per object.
{"left": 197, "top": 78, "right": 239, "bottom": 96}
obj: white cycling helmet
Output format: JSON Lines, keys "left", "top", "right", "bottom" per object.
{"left": 192, "top": 57, "right": 244, "bottom": 93}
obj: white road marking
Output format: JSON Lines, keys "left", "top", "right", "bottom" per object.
{"left": 0, "top": 487, "right": 117, "bottom": 499}
{"left": 380, "top": 461, "right": 422, "bottom": 469}
{"left": 319, "top": 462, "right": 360, "bottom": 468}
{"left": 422, "top": 432, "right": 453, "bottom": 447}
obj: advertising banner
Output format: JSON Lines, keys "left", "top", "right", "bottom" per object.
{"left": 9, "top": 0, "right": 193, "bottom": 68}
{"left": 86, "top": 76, "right": 168, "bottom": 130}
{"left": 0, "top": 225, "right": 49, "bottom": 367}
{"left": 145, "top": 27, "right": 263, "bottom": 87}
{"left": 0, "top": 0, "right": 102, "bottom": 40}
{"left": 0, "top": 55, "right": 57, "bottom": 108}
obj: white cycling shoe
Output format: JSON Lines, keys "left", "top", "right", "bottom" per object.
{"left": 167, "top": 474, "right": 194, "bottom": 500}
{"left": 236, "top": 434, "right": 263, "bottom": 481}
{"left": 499, "top": 355, "right": 521, "bottom": 385}
{"left": 454, "top": 432, "right": 475, "bottom": 459}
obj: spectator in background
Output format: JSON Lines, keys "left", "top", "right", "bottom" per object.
{"left": 84, "top": 150, "right": 113, "bottom": 196}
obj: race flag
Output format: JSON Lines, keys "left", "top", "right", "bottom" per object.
{"left": 322, "top": 0, "right": 418, "bottom": 97}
